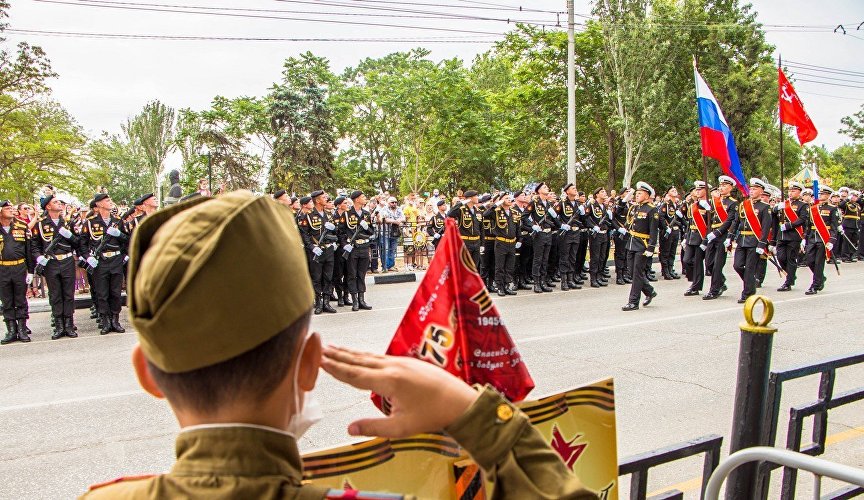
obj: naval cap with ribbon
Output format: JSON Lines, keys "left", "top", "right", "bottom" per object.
{"left": 635, "top": 181, "right": 655, "bottom": 198}
{"left": 127, "top": 191, "right": 314, "bottom": 373}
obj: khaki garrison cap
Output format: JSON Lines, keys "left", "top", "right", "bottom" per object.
{"left": 127, "top": 190, "right": 314, "bottom": 373}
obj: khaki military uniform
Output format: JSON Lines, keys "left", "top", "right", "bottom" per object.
{"left": 83, "top": 386, "right": 596, "bottom": 499}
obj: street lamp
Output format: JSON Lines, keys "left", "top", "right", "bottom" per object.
{"left": 200, "top": 144, "right": 214, "bottom": 196}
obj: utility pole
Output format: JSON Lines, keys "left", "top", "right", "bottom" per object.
{"left": 567, "top": 0, "right": 576, "bottom": 184}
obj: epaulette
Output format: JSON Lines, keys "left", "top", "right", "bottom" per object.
{"left": 88, "top": 474, "right": 157, "bottom": 492}
{"left": 647, "top": 202, "right": 656, "bottom": 208}
{"left": 86, "top": 214, "right": 98, "bottom": 220}
{"left": 326, "top": 489, "right": 404, "bottom": 499}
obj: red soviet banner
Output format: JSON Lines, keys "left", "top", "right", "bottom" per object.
{"left": 372, "top": 218, "right": 534, "bottom": 412}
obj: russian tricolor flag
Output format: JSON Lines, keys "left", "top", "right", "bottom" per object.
{"left": 694, "top": 66, "right": 749, "bottom": 195}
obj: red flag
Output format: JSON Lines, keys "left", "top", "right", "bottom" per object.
{"left": 779, "top": 68, "right": 818, "bottom": 144}
{"left": 372, "top": 218, "right": 534, "bottom": 412}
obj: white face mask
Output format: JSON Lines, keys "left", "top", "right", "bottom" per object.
{"left": 286, "top": 332, "right": 322, "bottom": 439}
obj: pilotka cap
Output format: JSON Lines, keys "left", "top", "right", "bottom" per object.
{"left": 127, "top": 191, "right": 314, "bottom": 373}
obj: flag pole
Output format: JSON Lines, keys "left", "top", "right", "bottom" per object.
{"left": 695, "top": 56, "right": 710, "bottom": 199}
{"left": 779, "top": 54, "right": 785, "bottom": 202}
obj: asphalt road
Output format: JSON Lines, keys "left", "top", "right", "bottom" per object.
{"left": 2, "top": 259, "right": 863, "bottom": 499}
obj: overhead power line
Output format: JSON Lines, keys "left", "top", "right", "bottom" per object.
{"left": 4, "top": 28, "right": 500, "bottom": 43}
{"left": 32, "top": 0, "right": 532, "bottom": 36}
{"left": 793, "top": 78, "right": 864, "bottom": 90}
{"left": 785, "top": 59, "right": 864, "bottom": 78}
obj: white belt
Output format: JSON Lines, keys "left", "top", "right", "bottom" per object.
{"left": 355, "top": 239, "right": 369, "bottom": 244}
{"left": 53, "top": 252, "right": 73, "bottom": 260}
{"left": 101, "top": 251, "right": 121, "bottom": 258}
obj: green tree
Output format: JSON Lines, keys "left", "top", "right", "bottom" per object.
{"left": 123, "top": 100, "right": 176, "bottom": 195}
{"left": 82, "top": 133, "right": 148, "bottom": 205}
{"left": 268, "top": 52, "right": 338, "bottom": 193}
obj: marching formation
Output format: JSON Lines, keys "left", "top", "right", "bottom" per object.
{"left": 1, "top": 177, "right": 860, "bottom": 344}
{"left": 1, "top": 191, "right": 158, "bottom": 345}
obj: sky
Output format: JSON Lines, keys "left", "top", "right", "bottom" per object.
{"left": 4, "top": 0, "right": 863, "bottom": 174}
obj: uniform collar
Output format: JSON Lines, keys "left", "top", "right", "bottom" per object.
{"left": 172, "top": 424, "right": 304, "bottom": 482}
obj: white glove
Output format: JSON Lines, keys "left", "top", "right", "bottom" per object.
{"left": 343, "top": 244, "right": 354, "bottom": 253}
{"left": 826, "top": 242, "right": 833, "bottom": 251}
{"left": 756, "top": 247, "right": 765, "bottom": 255}
{"left": 479, "top": 246, "right": 485, "bottom": 255}
{"left": 699, "top": 200, "right": 711, "bottom": 210}
{"left": 432, "top": 233, "right": 440, "bottom": 240}
{"left": 707, "top": 232, "right": 717, "bottom": 242}
{"left": 36, "top": 256, "right": 49, "bottom": 267}
{"left": 643, "top": 251, "right": 653, "bottom": 258}
{"left": 675, "top": 210, "right": 683, "bottom": 218}
{"left": 123, "top": 255, "right": 129, "bottom": 263}
{"left": 324, "top": 222, "right": 336, "bottom": 231}
{"left": 606, "top": 209, "right": 613, "bottom": 219}
{"left": 665, "top": 227, "right": 672, "bottom": 236}
{"left": 724, "top": 239, "right": 731, "bottom": 248}
{"left": 515, "top": 242, "right": 522, "bottom": 249}
{"left": 578, "top": 205, "right": 585, "bottom": 215}
{"left": 58, "top": 227, "right": 73, "bottom": 239}
{"left": 312, "top": 246, "right": 323, "bottom": 257}
{"left": 26, "top": 273, "right": 33, "bottom": 285}
{"left": 86, "top": 256, "right": 98, "bottom": 269}
{"left": 780, "top": 223, "right": 789, "bottom": 232}
{"left": 495, "top": 199, "right": 504, "bottom": 207}
{"left": 838, "top": 226, "right": 845, "bottom": 235}
{"left": 360, "top": 220, "right": 369, "bottom": 230}
{"left": 699, "top": 244, "right": 707, "bottom": 251}
{"left": 107, "top": 226, "right": 122, "bottom": 237}
{"left": 800, "top": 240, "right": 806, "bottom": 251}
{"left": 617, "top": 227, "right": 626, "bottom": 235}
{"left": 532, "top": 224, "right": 541, "bottom": 233}
{"left": 681, "top": 240, "right": 687, "bottom": 249}
{"left": 768, "top": 245, "right": 776, "bottom": 255}
{"left": 549, "top": 208, "right": 558, "bottom": 218}
{"left": 592, "top": 225, "right": 601, "bottom": 233}
{"left": 561, "top": 224, "right": 571, "bottom": 231}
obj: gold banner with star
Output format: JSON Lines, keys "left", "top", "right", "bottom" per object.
{"left": 301, "top": 378, "right": 618, "bottom": 499}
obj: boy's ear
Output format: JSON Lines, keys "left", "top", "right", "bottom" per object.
{"left": 132, "top": 345, "right": 165, "bottom": 399}
{"left": 297, "top": 332, "right": 322, "bottom": 392}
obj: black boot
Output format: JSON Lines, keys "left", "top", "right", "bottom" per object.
{"left": 52, "top": 315, "right": 66, "bottom": 339}
{"left": 321, "top": 294, "right": 337, "bottom": 313}
{"left": 505, "top": 284, "right": 517, "bottom": 295}
{"left": 1, "top": 320, "right": 17, "bottom": 345}
{"left": 488, "top": 281, "right": 498, "bottom": 293}
{"left": 615, "top": 270, "right": 625, "bottom": 285}
{"left": 533, "top": 282, "right": 543, "bottom": 293}
{"left": 560, "top": 273, "right": 570, "bottom": 291}
{"left": 337, "top": 291, "right": 345, "bottom": 307}
{"left": 112, "top": 313, "right": 126, "bottom": 333}
{"left": 313, "top": 294, "right": 323, "bottom": 315}
{"left": 99, "top": 314, "right": 112, "bottom": 335}
{"left": 541, "top": 280, "right": 554, "bottom": 292}
{"left": 517, "top": 278, "right": 531, "bottom": 290}
{"left": 497, "top": 285, "right": 507, "bottom": 297}
{"left": 330, "top": 291, "right": 339, "bottom": 302}
{"left": 16, "top": 319, "right": 31, "bottom": 342}
{"left": 358, "top": 293, "right": 372, "bottom": 310}
{"left": 64, "top": 316, "right": 78, "bottom": 338}
{"left": 351, "top": 293, "right": 360, "bottom": 311}
{"left": 89, "top": 305, "right": 98, "bottom": 319}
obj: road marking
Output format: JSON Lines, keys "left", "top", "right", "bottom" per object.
{"left": 0, "top": 389, "right": 143, "bottom": 412}
{"left": 646, "top": 425, "right": 864, "bottom": 497}
{"left": 518, "top": 288, "right": 864, "bottom": 344}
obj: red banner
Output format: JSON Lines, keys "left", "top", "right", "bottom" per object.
{"left": 779, "top": 68, "right": 818, "bottom": 145}
{"left": 783, "top": 200, "right": 805, "bottom": 239}
{"left": 372, "top": 218, "right": 534, "bottom": 412}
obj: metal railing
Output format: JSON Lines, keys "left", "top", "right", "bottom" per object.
{"left": 705, "top": 447, "right": 864, "bottom": 500}
{"left": 757, "top": 351, "right": 864, "bottom": 499}
{"left": 618, "top": 434, "right": 723, "bottom": 500}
